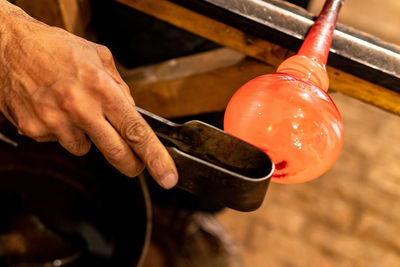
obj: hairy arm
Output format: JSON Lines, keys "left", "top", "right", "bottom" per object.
{"left": 0, "top": 0, "right": 178, "bottom": 188}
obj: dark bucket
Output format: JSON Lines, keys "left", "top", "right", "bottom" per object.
{"left": 0, "top": 123, "right": 151, "bottom": 267}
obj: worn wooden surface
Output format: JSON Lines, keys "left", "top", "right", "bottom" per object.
{"left": 15, "top": 0, "right": 90, "bottom": 36}
{"left": 121, "top": 47, "right": 400, "bottom": 119}
{"left": 120, "top": 48, "right": 274, "bottom": 118}
{"left": 115, "top": 0, "right": 400, "bottom": 116}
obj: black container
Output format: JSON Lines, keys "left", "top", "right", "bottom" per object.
{"left": 0, "top": 123, "right": 151, "bottom": 267}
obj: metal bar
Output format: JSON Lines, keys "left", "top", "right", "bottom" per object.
{"left": 171, "top": 0, "right": 400, "bottom": 93}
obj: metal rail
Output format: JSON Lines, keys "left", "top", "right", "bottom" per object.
{"left": 171, "top": 0, "right": 400, "bottom": 93}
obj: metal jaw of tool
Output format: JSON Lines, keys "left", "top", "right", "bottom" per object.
{"left": 136, "top": 106, "right": 274, "bottom": 212}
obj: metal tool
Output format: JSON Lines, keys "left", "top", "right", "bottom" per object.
{"left": 135, "top": 106, "right": 274, "bottom": 212}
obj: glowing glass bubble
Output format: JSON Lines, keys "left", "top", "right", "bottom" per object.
{"left": 224, "top": 0, "right": 344, "bottom": 184}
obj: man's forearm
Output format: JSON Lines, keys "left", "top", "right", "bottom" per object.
{"left": 0, "top": 0, "right": 13, "bottom": 43}
{"left": 0, "top": 0, "right": 36, "bottom": 18}
{"left": 0, "top": 0, "right": 22, "bottom": 90}
{"left": 0, "top": 1, "right": 44, "bottom": 91}
{"left": 0, "top": 0, "right": 41, "bottom": 43}
{"left": 0, "top": 0, "right": 14, "bottom": 16}
{"left": 0, "top": 0, "right": 28, "bottom": 27}
{"left": 0, "top": 0, "right": 15, "bottom": 92}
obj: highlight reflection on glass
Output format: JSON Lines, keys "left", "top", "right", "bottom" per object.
{"left": 223, "top": 0, "right": 344, "bottom": 184}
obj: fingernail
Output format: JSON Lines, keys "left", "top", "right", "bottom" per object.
{"left": 159, "top": 173, "right": 178, "bottom": 189}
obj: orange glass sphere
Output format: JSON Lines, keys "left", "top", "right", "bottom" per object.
{"left": 224, "top": 70, "right": 343, "bottom": 184}
{"left": 224, "top": 0, "right": 344, "bottom": 184}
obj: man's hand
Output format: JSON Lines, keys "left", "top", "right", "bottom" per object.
{"left": 0, "top": 2, "right": 178, "bottom": 188}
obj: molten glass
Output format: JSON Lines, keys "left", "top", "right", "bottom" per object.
{"left": 224, "top": 0, "right": 344, "bottom": 184}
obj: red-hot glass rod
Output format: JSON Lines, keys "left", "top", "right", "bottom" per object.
{"left": 298, "top": 0, "right": 343, "bottom": 67}
{"left": 224, "top": 0, "right": 344, "bottom": 184}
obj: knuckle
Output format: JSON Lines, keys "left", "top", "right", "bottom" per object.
{"left": 147, "top": 154, "right": 162, "bottom": 172}
{"left": 90, "top": 69, "right": 109, "bottom": 86}
{"left": 123, "top": 119, "right": 152, "bottom": 146}
{"left": 128, "top": 164, "right": 145, "bottom": 177}
{"left": 35, "top": 135, "right": 57, "bottom": 143}
{"left": 41, "top": 111, "right": 61, "bottom": 129}
{"left": 22, "top": 129, "right": 46, "bottom": 139}
{"left": 87, "top": 72, "right": 113, "bottom": 98}
{"left": 76, "top": 142, "right": 91, "bottom": 156}
{"left": 106, "top": 145, "right": 126, "bottom": 163}
{"left": 97, "top": 45, "right": 113, "bottom": 60}
{"left": 58, "top": 88, "right": 79, "bottom": 111}
{"left": 64, "top": 138, "right": 91, "bottom": 156}
{"left": 57, "top": 90, "right": 89, "bottom": 122}
{"left": 19, "top": 122, "right": 47, "bottom": 139}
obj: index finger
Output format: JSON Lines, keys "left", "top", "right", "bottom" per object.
{"left": 105, "top": 98, "right": 178, "bottom": 189}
